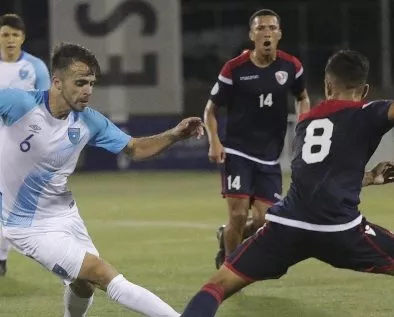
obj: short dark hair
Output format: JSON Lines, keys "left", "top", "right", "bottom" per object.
{"left": 249, "top": 9, "right": 281, "bottom": 27}
{"left": 0, "top": 13, "right": 25, "bottom": 33}
{"left": 51, "top": 43, "right": 101, "bottom": 76}
{"left": 325, "top": 50, "right": 369, "bottom": 89}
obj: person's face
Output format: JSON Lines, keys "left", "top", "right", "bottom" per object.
{"left": 249, "top": 15, "right": 282, "bottom": 55}
{"left": 53, "top": 61, "right": 96, "bottom": 112}
{"left": 0, "top": 25, "right": 25, "bottom": 56}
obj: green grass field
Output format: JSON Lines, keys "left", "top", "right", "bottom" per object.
{"left": 1, "top": 171, "right": 394, "bottom": 316}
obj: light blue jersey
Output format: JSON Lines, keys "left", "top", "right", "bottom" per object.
{"left": 0, "top": 89, "right": 132, "bottom": 227}
{"left": 0, "top": 51, "right": 50, "bottom": 90}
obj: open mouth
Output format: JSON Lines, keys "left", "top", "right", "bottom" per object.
{"left": 263, "top": 41, "right": 271, "bottom": 47}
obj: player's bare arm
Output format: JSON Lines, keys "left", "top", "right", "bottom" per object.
{"left": 362, "top": 161, "right": 394, "bottom": 186}
{"left": 295, "top": 89, "right": 310, "bottom": 117}
{"left": 123, "top": 117, "right": 204, "bottom": 160}
{"left": 204, "top": 100, "right": 225, "bottom": 163}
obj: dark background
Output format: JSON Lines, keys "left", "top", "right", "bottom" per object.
{"left": 1, "top": 0, "right": 393, "bottom": 113}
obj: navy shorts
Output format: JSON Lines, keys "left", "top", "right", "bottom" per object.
{"left": 224, "top": 219, "right": 394, "bottom": 282}
{"left": 220, "top": 154, "right": 282, "bottom": 204}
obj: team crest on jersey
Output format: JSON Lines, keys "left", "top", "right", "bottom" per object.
{"left": 275, "top": 71, "right": 288, "bottom": 85}
{"left": 68, "top": 128, "right": 80, "bottom": 145}
{"left": 19, "top": 67, "right": 29, "bottom": 80}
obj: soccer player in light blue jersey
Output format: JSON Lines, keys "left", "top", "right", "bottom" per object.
{"left": 0, "top": 13, "right": 51, "bottom": 276}
{"left": 0, "top": 14, "right": 50, "bottom": 90}
{"left": 0, "top": 43, "right": 204, "bottom": 317}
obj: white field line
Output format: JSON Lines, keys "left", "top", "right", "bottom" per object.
{"left": 91, "top": 219, "right": 220, "bottom": 230}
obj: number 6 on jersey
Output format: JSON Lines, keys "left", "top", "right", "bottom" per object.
{"left": 302, "top": 119, "right": 333, "bottom": 164}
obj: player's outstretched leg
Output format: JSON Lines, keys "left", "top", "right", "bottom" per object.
{"left": 316, "top": 220, "right": 394, "bottom": 277}
{"left": 78, "top": 253, "right": 180, "bottom": 317}
{"left": 0, "top": 230, "right": 10, "bottom": 276}
{"left": 181, "top": 265, "right": 251, "bottom": 317}
{"left": 64, "top": 279, "right": 95, "bottom": 317}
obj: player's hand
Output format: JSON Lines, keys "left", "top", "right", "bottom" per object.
{"left": 208, "top": 140, "right": 226, "bottom": 164}
{"left": 172, "top": 117, "right": 205, "bottom": 140}
{"left": 364, "top": 161, "right": 394, "bottom": 186}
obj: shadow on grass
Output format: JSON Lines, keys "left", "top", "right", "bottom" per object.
{"left": 220, "top": 292, "right": 342, "bottom": 317}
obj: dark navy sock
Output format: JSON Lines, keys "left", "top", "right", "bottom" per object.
{"left": 181, "top": 283, "right": 224, "bottom": 317}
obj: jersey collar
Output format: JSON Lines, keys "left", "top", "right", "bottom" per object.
{"left": 43, "top": 90, "right": 52, "bottom": 114}
{"left": 299, "top": 100, "right": 365, "bottom": 122}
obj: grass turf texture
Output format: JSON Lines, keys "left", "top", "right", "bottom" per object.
{"left": 0, "top": 171, "right": 393, "bottom": 316}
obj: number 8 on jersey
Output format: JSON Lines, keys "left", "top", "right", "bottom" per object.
{"left": 302, "top": 119, "right": 334, "bottom": 164}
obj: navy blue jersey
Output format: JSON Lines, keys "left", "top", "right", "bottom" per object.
{"left": 267, "top": 99, "right": 393, "bottom": 230}
{"left": 210, "top": 50, "right": 305, "bottom": 161}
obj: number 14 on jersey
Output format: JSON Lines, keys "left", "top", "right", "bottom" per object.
{"left": 259, "top": 93, "right": 273, "bottom": 108}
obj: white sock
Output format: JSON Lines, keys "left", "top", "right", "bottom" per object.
{"left": 64, "top": 285, "right": 93, "bottom": 317}
{"left": 0, "top": 230, "right": 10, "bottom": 261}
{"left": 106, "top": 274, "right": 180, "bottom": 317}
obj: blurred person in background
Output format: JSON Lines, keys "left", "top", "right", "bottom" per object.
{"left": 204, "top": 9, "right": 310, "bottom": 269}
{"left": 0, "top": 13, "right": 50, "bottom": 276}
{"left": 0, "top": 13, "right": 50, "bottom": 90}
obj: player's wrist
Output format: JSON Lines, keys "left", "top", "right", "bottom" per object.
{"left": 209, "top": 135, "right": 222, "bottom": 145}
{"left": 168, "top": 127, "right": 184, "bottom": 142}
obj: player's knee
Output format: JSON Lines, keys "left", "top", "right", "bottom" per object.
{"left": 228, "top": 210, "right": 248, "bottom": 230}
{"left": 206, "top": 266, "right": 251, "bottom": 299}
{"left": 70, "top": 279, "right": 95, "bottom": 298}
{"left": 228, "top": 201, "right": 249, "bottom": 225}
{"left": 78, "top": 253, "right": 118, "bottom": 290}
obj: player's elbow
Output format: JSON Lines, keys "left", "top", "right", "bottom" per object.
{"left": 123, "top": 140, "right": 143, "bottom": 161}
{"left": 124, "top": 147, "right": 145, "bottom": 161}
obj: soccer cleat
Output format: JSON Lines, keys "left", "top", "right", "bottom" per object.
{"left": 215, "top": 249, "right": 225, "bottom": 270}
{"left": 215, "top": 225, "right": 226, "bottom": 269}
{"left": 0, "top": 260, "right": 7, "bottom": 276}
{"left": 216, "top": 225, "right": 225, "bottom": 249}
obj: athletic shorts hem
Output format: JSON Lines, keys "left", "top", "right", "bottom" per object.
{"left": 223, "top": 261, "right": 255, "bottom": 283}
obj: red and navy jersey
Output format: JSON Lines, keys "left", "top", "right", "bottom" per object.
{"left": 267, "top": 99, "right": 393, "bottom": 231}
{"left": 210, "top": 49, "right": 305, "bottom": 161}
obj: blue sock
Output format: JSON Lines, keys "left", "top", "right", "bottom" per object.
{"left": 181, "top": 283, "right": 224, "bottom": 317}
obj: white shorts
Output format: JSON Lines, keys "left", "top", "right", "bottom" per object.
{"left": 2, "top": 210, "right": 99, "bottom": 284}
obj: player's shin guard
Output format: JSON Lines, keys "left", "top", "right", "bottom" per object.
{"left": 64, "top": 286, "right": 93, "bottom": 317}
{"left": 106, "top": 274, "right": 180, "bottom": 317}
{"left": 181, "top": 283, "right": 224, "bottom": 317}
